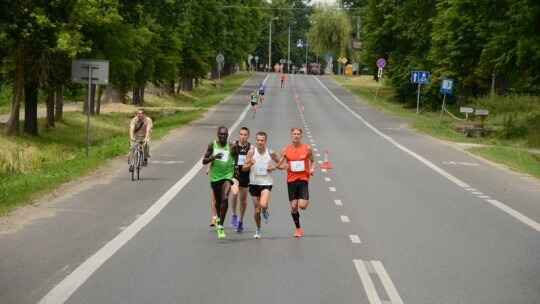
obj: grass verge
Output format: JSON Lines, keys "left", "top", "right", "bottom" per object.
{"left": 0, "top": 73, "right": 251, "bottom": 215}
{"left": 332, "top": 75, "right": 540, "bottom": 179}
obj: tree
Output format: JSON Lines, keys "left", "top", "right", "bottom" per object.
{"left": 308, "top": 4, "right": 353, "bottom": 73}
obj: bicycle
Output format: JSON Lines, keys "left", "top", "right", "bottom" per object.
{"left": 129, "top": 140, "right": 146, "bottom": 181}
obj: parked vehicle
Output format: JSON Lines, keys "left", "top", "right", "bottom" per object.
{"left": 308, "top": 63, "right": 321, "bottom": 75}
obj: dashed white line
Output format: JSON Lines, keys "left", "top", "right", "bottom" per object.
{"left": 341, "top": 216, "right": 350, "bottom": 223}
{"left": 349, "top": 235, "right": 361, "bottom": 243}
{"left": 325, "top": 177, "right": 331, "bottom": 181}
{"left": 334, "top": 199, "right": 343, "bottom": 206}
{"left": 316, "top": 77, "right": 540, "bottom": 232}
{"left": 329, "top": 187, "right": 336, "bottom": 192}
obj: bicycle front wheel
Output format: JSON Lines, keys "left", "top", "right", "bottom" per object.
{"left": 136, "top": 151, "right": 142, "bottom": 180}
{"left": 132, "top": 151, "right": 139, "bottom": 181}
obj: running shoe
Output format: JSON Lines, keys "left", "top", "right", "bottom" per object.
{"left": 294, "top": 227, "right": 303, "bottom": 238}
{"left": 236, "top": 221, "right": 243, "bottom": 233}
{"left": 209, "top": 216, "right": 216, "bottom": 227}
{"left": 217, "top": 225, "right": 226, "bottom": 239}
{"left": 262, "top": 210, "right": 270, "bottom": 223}
{"left": 215, "top": 218, "right": 221, "bottom": 230}
{"left": 254, "top": 229, "right": 261, "bottom": 239}
{"left": 231, "top": 214, "right": 238, "bottom": 226}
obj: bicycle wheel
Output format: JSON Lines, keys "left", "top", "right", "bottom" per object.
{"left": 132, "top": 151, "right": 139, "bottom": 181}
{"left": 136, "top": 151, "right": 142, "bottom": 180}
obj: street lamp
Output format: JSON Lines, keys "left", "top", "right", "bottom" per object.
{"left": 268, "top": 17, "right": 279, "bottom": 72}
{"left": 287, "top": 22, "right": 297, "bottom": 73}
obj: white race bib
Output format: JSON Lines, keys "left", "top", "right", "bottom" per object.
{"left": 290, "top": 160, "right": 305, "bottom": 172}
{"left": 213, "top": 150, "right": 229, "bottom": 162}
{"left": 238, "top": 155, "right": 246, "bottom": 165}
{"left": 255, "top": 164, "right": 268, "bottom": 176}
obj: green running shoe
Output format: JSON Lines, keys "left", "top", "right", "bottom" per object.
{"left": 217, "top": 225, "right": 226, "bottom": 239}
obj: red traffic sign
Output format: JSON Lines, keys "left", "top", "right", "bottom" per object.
{"left": 376, "top": 58, "right": 386, "bottom": 69}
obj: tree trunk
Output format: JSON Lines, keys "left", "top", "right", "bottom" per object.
{"left": 104, "top": 85, "right": 122, "bottom": 103}
{"left": 133, "top": 87, "right": 142, "bottom": 105}
{"left": 4, "top": 43, "right": 24, "bottom": 136}
{"left": 54, "top": 84, "right": 63, "bottom": 121}
{"left": 23, "top": 80, "right": 39, "bottom": 136}
{"left": 45, "top": 88, "right": 55, "bottom": 130}
{"left": 183, "top": 76, "right": 193, "bottom": 92}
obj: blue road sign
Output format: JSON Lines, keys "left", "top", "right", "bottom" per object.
{"left": 326, "top": 53, "right": 333, "bottom": 63}
{"left": 440, "top": 78, "right": 454, "bottom": 94}
{"left": 411, "top": 71, "right": 430, "bottom": 84}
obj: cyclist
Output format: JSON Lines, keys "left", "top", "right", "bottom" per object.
{"left": 129, "top": 108, "right": 153, "bottom": 172}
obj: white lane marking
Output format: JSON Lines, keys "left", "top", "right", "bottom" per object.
{"left": 38, "top": 99, "right": 254, "bottom": 303}
{"left": 349, "top": 235, "right": 361, "bottom": 243}
{"left": 308, "top": 135, "right": 312, "bottom": 138}
{"left": 372, "top": 261, "right": 404, "bottom": 304}
{"left": 472, "top": 192, "right": 483, "bottom": 195}
{"left": 479, "top": 196, "right": 491, "bottom": 199}
{"left": 325, "top": 177, "right": 331, "bottom": 181}
{"left": 318, "top": 160, "right": 323, "bottom": 164}
{"left": 151, "top": 160, "right": 185, "bottom": 164}
{"left": 312, "top": 143, "right": 317, "bottom": 147}
{"left": 341, "top": 215, "right": 350, "bottom": 223}
{"left": 309, "top": 139, "right": 314, "bottom": 142}
{"left": 353, "top": 260, "right": 382, "bottom": 304}
{"left": 334, "top": 199, "right": 343, "bottom": 206}
{"left": 316, "top": 153, "right": 321, "bottom": 157}
{"left": 313, "top": 148, "right": 318, "bottom": 151}
{"left": 443, "top": 161, "right": 479, "bottom": 166}
{"left": 315, "top": 77, "right": 540, "bottom": 232}
{"left": 321, "top": 169, "right": 327, "bottom": 173}
{"left": 329, "top": 187, "right": 336, "bottom": 192}
{"left": 486, "top": 199, "right": 540, "bottom": 231}
{"left": 40, "top": 161, "right": 203, "bottom": 304}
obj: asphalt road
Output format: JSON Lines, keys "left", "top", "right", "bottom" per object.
{"left": 1, "top": 73, "right": 539, "bottom": 304}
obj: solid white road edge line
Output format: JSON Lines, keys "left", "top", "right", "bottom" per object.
{"left": 39, "top": 93, "right": 253, "bottom": 303}
{"left": 314, "top": 77, "right": 540, "bottom": 233}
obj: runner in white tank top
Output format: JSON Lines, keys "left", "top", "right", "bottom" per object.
{"left": 242, "top": 132, "right": 282, "bottom": 239}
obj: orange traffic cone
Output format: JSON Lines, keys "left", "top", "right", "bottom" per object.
{"left": 321, "top": 149, "right": 332, "bottom": 169}
{"left": 300, "top": 106, "right": 305, "bottom": 114}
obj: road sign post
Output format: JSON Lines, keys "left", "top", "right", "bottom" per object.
{"left": 411, "top": 70, "right": 430, "bottom": 114}
{"left": 375, "top": 58, "right": 386, "bottom": 101}
{"left": 439, "top": 78, "right": 454, "bottom": 121}
{"left": 71, "top": 59, "right": 109, "bottom": 157}
{"left": 216, "top": 53, "right": 224, "bottom": 89}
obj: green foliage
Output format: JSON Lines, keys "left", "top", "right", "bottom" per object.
{"left": 357, "top": 0, "right": 540, "bottom": 104}
{"left": 0, "top": 73, "right": 249, "bottom": 215}
{"left": 309, "top": 4, "right": 353, "bottom": 60}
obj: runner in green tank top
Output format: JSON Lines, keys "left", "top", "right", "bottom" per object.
{"left": 202, "top": 126, "right": 238, "bottom": 239}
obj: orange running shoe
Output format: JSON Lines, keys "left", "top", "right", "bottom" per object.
{"left": 209, "top": 217, "right": 216, "bottom": 227}
{"left": 294, "top": 227, "right": 303, "bottom": 238}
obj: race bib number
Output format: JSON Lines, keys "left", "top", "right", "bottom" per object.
{"left": 213, "top": 150, "right": 229, "bottom": 162}
{"left": 290, "top": 161, "right": 305, "bottom": 172}
{"left": 255, "top": 164, "right": 268, "bottom": 176}
{"left": 238, "top": 155, "right": 246, "bottom": 165}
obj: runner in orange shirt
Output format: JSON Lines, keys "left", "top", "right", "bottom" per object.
{"left": 275, "top": 126, "right": 316, "bottom": 237}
